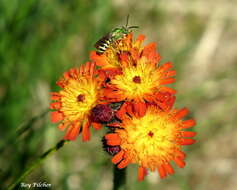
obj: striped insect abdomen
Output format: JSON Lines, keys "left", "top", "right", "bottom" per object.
{"left": 95, "top": 34, "right": 113, "bottom": 54}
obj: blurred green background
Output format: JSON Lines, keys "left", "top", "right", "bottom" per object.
{"left": 1, "top": 0, "right": 237, "bottom": 189}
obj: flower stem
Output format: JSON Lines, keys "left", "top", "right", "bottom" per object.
{"left": 0, "top": 110, "right": 49, "bottom": 153}
{"left": 7, "top": 140, "right": 68, "bottom": 190}
{"left": 113, "top": 166, "right": 127, "bottom": 190}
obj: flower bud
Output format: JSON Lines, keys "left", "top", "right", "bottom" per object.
{"left": 102, "top": 136, "right": 121, "bottom": 156}
{"left": 91, "top": 104, "right": 114, "bottom": 123}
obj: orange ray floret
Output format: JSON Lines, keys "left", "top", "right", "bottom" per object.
{"left": 50, "top": 62, "right": 103, "bottom": 141}
{"left": 105, "top": 105, "right": 196, "bottom": 181}
{"left": 138, "top": 166, "right": 147, "bottom": 181}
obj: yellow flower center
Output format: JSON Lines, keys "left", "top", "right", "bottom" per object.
{"left": 117, "top": 107, "right": 182, "bottom": 171}
{"left": 110, "top": 57, "right": 162, "bottom": 101}
{"left": 60, "top": 77, "right": 99, "bottom": 122}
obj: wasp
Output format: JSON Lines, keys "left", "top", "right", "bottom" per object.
{"left": 94, "top": 16, "right": 138, "bottom": 54}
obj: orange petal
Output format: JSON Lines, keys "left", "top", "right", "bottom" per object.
{"left": 99, "top": 68, "right": 122, "bottom": 79}
{"left": 90, "top": 51, "right": 107, "bottom": 67}
{"left": 155, "top": 94, "right": 176, "bottom": 111}
{"left": 73, "top": 68, "right": 79, "bottom": 78}
{"left": 181, "top": 131, "right": 196, "bottom": 138}
{"left": 64, "top": 124, "right": 81, "bottom": 141}
{"left": 144, "top": 95, "right": 155, "bottom": 103}
{"left": 85, "top": 62, "right": 90, "bottom": 74}
{"left": 134, "top": 34, "right": 145, "bottom": 48}
{"left": 89, "top": 62, "right": 95, "bottom": 76}
{"left": 160, "top": 78, "right": 176, "bottom": 85}
{"left": 155, "top": 101, "right": 168, "bottom": 111}
{"left": 97, "top": 69, "right": 107, "bottom": 81}
{"left": 68, "top": 68, "right": 77, "bottom": 79}
{"left": 157, "top": 165, "right": 167, "bottom": 179}
{"left": 117, "top": 158, "right": 130, "bottom": 169}
{"left": 63, "top": 70, "right": 70, "bottom": 79}
{"left": 51, "top": 96, "right": 60, "bottom": 101}
{"left": 58, "top": 123, "right": 67, "bottom": 131}
{"left": 125, "top": 33, "right": 133, "bottom": 44}
{"left": 130, "top": 48, "right": 140, "bottom": 61}
{"left": 142, "top": 43, "right": 160, "bottom": 66}
{"left": 116, "top": 103, "right": 128, "bottom": 120}
{"left": 112, "top": 150, "right": 124, "bottom": 164}
{"left": 82, "top": 121, "right": 90, "bottom": 142}
{"left": 138, "top": 166, "right": 147, "bottom": 181}
{"left": 159, "top": 86, "right": 176, "bottom": 94}
{"left": 56, "top": 80, "right": 65, "bottom": 88}
{"left": 91, "top": 122, "right": 102, "bottom": 130}
{"left": 176, "top": 150, "right": 186, "bottom": 160}
{"left": 107, "top": 139, "right": 121, "bottom": 146}
{"left": 163, "top": 163, "right": 174, "bottom": 175}
{"left": 182, "top": 119, "right": 196, "bottom": 129}
{"left": 137, "top": 34, "right": 145, "bottom": 41}
{"left": 179, "top": 138, "right": 196, "bottom": 145}
{"left": 175, "top": 108, "right": 189, "bottom": 119}
{"left": 164, "top": 70, "right": 176, "bottom": 77}
{"left": 143, "top": 42, "right": 156, "bottom": 56}
{"left": 51, "top": 92, "right": 61, "bottom": 100}
{"left": 119, "top": 52, "right": 129, "bottom": 62}
{"left": 107, "top": 122, "right": 121, "bottom": 127}
{"left": 160, "top": 62, "right": 173, "bottom": 72}
{"left": 133, "top": 102, "right": 146, "bottom": 117}
{"left": 103, "top": 89, "right": 117, "bottom": 98}
{"left": 174, "top": 157, "right": 186, "bottom": 168}
{"left": 50, "top": 102, "right": 61, "bottom": 109}
{"left": 51, "top": 111, "right": 64, "bottom": 123}
{"left": 105, "top": 133, "right": 120, "bottom": 141}
{"left": 126, "top": 103, "right": 134, "bottom": 116}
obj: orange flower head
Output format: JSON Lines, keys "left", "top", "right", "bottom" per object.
{"left": 103, "top": 57, "right": 176, "bottom": 105}
{"left": 90, "top": 33, "right": 161, "bottom": 80}
{"left": 105, "top": 104, "right": 196, "bottom": 181}
{"left": 91, "top": 34, "right": 176, "bottom": 105}
{"left": 50, "top": 62, "right": 103, "bottom": 141}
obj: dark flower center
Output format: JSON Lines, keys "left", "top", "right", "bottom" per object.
{"left": 77, "top": 94, "right": 85, "bottom": 102}
{"left": 133, "top": 76, "right": 141, "bottom": 83}
{"left": 148, "top": 131, "right": 154, "bottom": 137}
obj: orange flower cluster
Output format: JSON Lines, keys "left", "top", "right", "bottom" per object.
{"left": 50, "top": 33, "right": 196, "bottom": 181}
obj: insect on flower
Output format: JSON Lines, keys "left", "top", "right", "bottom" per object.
{"left": 94, "top": 15, "right": 138, "bottom": 54}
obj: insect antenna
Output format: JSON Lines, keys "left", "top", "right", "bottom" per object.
{"left": 126, "top": 14, "right": 130, "bottom": 28}
{"left": 125, "top": 15, "right": 139, "bottom": 30}
{"left": 128, "top": 26, "right": 139, "bottom": 29}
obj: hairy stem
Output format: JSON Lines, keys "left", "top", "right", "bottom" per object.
{"left": 0, "top": 110, "right": 49, "bottom": 153}
{"left": 113, "top": 166, "right": 126, "bottom": 190}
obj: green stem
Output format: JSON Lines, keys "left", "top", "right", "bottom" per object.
{"left": 113, "top": 166, "right": 126, "bottom": 190}
{"left": 0, "top": 110, "right": 49, "bottom": 153}
{"left": 7, "top": 140, "right": 68, "bottom": 190}
{"left": 16, "top": 110, "right": 49, "bottom": 137}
